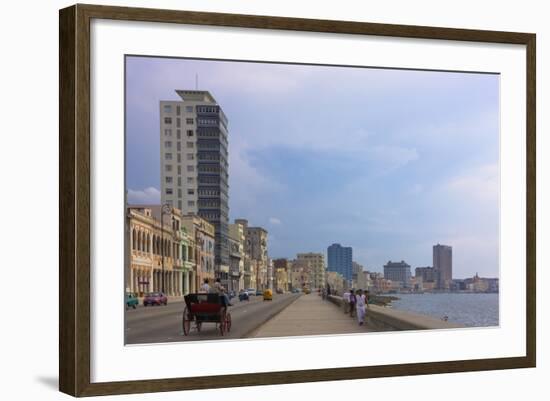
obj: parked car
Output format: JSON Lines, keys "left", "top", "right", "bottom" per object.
{"left": 246, "top": 288, "right": 256, "bottom": 296}
{"left": 228, "top": 290, "right": 236, "bottom": 300}
{"left": 292, "top": 288, "right": 301, "bottom": 293}
{"left": 238, "top": 290, "right": 249, "bottom": 301}
{"left": 126, "top": 292, "right": 138, "bottom": 310}
{"left": 143, "top": 292, "right": 167, "bottom": 306}
{"left": 276, "top": 288, "right": 284, "bottom": 294}
{"left": 255, "top": 290, "right": 263, "bottom": 296}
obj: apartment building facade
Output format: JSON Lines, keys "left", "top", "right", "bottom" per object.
{"left": 160, "top": 90, "right": 230, "bottom": 282}
{"left": 297, "top": 252, "right": 326, "bottom": 289}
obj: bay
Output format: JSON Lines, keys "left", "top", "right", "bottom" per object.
{"left": 388, "top": 293, "right": 499, "bottom": 327}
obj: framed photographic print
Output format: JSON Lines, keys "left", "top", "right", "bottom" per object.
{"left": 59, "top": 3, "right": 536, "bottom": 397}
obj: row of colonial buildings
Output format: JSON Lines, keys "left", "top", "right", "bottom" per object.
{"left": 126, "top": 204, "right": 272, "bottom": 296}
{"left": 271, "top": 253, "right": 357, "bottom": 296}
{"left": 127, "top": 202, "right": 497, "bottom": 296}
{"left": 272, "top": 253, "right": 327, "bottom": 293}
{"left": 126, "top": 90, "right": 278, "bottom": 297}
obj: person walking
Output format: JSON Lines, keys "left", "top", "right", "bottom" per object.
{"left": 342, "top": 289, "right": 351, "bottom": 313}
{"left": 356, "top": 289, "right": 367, "bottom": 326}
{"left": 349, "top": 289, "right": 356, "bottom": 318}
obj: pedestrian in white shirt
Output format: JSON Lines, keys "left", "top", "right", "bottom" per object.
{"left": 356, "top": 289, "right": 367, "bottom": 325}
{"left": 200, "top": 278, "right": 210, "bottom": 293}
{"left": 343, "top": 290, "right": 351, "bottom": 313}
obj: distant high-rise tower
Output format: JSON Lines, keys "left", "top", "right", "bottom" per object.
{"left": 327, "top": 243, "right": 353, "bottom": 281}
{"left": 433, "top": 244, "right": 452, "bottom": 290}
{"left": 160, "top": 90, "right": 230, "bottom": 277}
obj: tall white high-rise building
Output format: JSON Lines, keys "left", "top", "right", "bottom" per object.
{"left": 160, "top": 90, "right": 230, "bottom": 279}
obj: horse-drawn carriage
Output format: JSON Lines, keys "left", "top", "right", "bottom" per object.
{"left": 182, "top": 293, "right": 232, "bottom": 336}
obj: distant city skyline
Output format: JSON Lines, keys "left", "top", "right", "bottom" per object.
{"left": 126, "top": 56, "right": 500, "bottom": 278}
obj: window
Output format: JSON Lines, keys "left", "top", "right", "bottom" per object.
{"left": 176, "top": 118, "right": 181, "bottom": 128}
{"left": 177, "top": 142, "right": 181, "bottom": 151}
{"left": 178, "top": 201, "right": 182, "bottom": 210}
{"left": 163, "top": 105, "right": 172, "bottom": 113}
{"left": 186, "top": 106, "right": 193, "bottom": 112}
{"left": 164, "top": 117, "right": 172, "bottom": 124}
{"left": 186, "top": 130, "right": 194, "bottom": 137}
{"left": 177, "top": 153, "right": 181, "bottom": 163}
{"left": 178, "top": 189, "right": 182, "bottom": 198}
{"left": 165, "top": 176, "right": 173, "bottom": 183}
{"left": 165, "top": 165, "right": 172, "bottom": 172}
{"left": 177, "top": 177, "right": 181, "bottom": 186}
{"left": 187, "top": 189, "right": 195, "bottom": 195}
{"left": 186, "top": 118, "right": 194, "bottom": 125}
{"left": 164, "top": 129, "right": 172, "bottom": 137}
{"left": 177, "top": 165, "right": 181, "bottom": 175}
{"left": 186, "top": 141, "right": 194, "bottom": 148}
{"left": 176, "top": 105, "right": 180, "bottom": 115}
{"left": 187, "top": 177, "right": 194, "bottom": 184}
{"left": 176, "top": 130, "right": 181, "bottom": 139}
{"left": 166, "top": 188, "right": 173, "bottom": 195}
{"left": 187, "top": 165, "right": 194, "bottom": 172}
{"left": 164, "top": 141, "right": 172, "bottom": 148}
{"left": 165, "top": 153, "right": 172, "bottom": 160}
{"left": 197, "top": 118, "right": 217, "bottom": 126}
{"left": 187, "top": 153, "right": 195, "bottom": 160}
{"left": 188, "top": 201, "right": 195, "bottom": 207}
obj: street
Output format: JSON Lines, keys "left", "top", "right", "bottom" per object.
{"left": 125, "top": 292, "right": 301, "bottom": 344}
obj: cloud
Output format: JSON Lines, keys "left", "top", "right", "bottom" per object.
{"left": 127, "top": 187, "right": 160, "bottom": 204}
{"left": 438, "top": 235, "right": 499, "bottom": 279}
{"left": 228, "top": 137, "right": 287, "bottom": 221}
{"left": 365, "top": 145, "right": 419, "bottom": 172}
{"left": 199, "top": 61, "right": 310, "bottom": 96}
{"left": 443, "top": 163, "right": 499, "bottom": 205}
{"left": 126, "top": 57, "right": 500, "bottom": 278}
{"left": 410, "top": 183, "right": 424, "bottom": 195}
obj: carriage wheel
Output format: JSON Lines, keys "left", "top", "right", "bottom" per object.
{"left": 219, "top": 319, "right": 225, "bottom": 336}
{"left": 226, "top": 312, "right": 232, "bottom": 333}
{"left": 182, "top": 307, "right": 191, "bottom": 336}
{"left": 196, "top": 321, "right": 202, "bottom": 332}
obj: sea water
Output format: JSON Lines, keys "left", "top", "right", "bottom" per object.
{"left": 389, "top": 293, "right": 499, "bottom": 327}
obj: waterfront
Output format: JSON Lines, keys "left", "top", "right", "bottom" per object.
{"left": 389, "top": 293, "right": 499, "bottom": 327}
{"left": 124, "top": 61, "right": 501, "bottom": 341}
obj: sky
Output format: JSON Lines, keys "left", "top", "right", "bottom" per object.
{"left": 125, "top": 56, "right": 500, "bottom": 279}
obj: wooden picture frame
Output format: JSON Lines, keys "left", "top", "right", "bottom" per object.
{"left": 59, "top": 3, "right": 536, "bottom": 397}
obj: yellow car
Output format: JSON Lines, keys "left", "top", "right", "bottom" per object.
{"left": 263, "top": 289, "right": 273, "bottom": 301}
{"left": 303, "top": 288, "right": 311, "bottom": 294}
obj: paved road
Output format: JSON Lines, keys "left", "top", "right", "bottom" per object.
{"left": 125, "top": 293, "right": 300, "bottom": 344}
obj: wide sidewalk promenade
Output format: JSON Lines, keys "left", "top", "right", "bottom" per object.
{"left": 251, "top": 293, "right": 375, "bottom": 338}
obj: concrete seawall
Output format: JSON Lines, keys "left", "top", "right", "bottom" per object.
{"left": 327, "top": 295, "right": 464, "bottom": 331}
